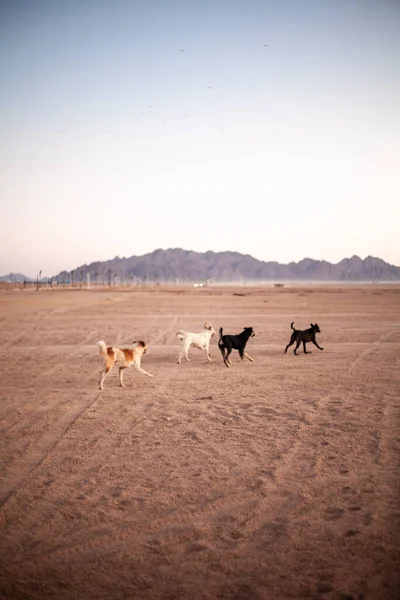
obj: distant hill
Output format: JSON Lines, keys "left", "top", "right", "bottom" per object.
{"left": 0, "top": 272, "right": 32, "bottom": 283}
{"left": 53, "top": 249, "right": 400, "bottom": 283}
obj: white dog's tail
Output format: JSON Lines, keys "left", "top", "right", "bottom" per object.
{"left": 176, "top": 331, "right": 186, "bottom": 340}
{"left": 98, "top": 340, "right": 108, "bottom": 357}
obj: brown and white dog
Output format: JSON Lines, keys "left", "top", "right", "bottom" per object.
{"left": 176, "top": 323, "right": 216, "bottom": 364}
{"left": 98, "top": 340, "right": 154, "bottom": 390}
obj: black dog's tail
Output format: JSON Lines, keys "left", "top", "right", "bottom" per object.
{"left": 218, "top": 327, "right": 224, "bottom": 343}
{"left": 290, "top": 322, "right": 295, "bottom": 331}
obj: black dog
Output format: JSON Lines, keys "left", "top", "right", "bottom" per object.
{"left": 218, "top": 327, "right": 255, "bottom": 368}
{"left": 284, "top": 322, "right": 323, "bottom": 355}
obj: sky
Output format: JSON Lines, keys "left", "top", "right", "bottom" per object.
{"left": 1, "top": 0, "right": 400, "bottom": 278}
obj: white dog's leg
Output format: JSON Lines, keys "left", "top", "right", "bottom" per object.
{"left": 133, "top": 359, "right": 154, "bottom": 378}
{"left": 178, "top": 343, "right": 186, "bottom": 364}
{"left": 205, "top": 347, "right": 212, "bottom": 361}
{"left": 184, "top": 342, "right": 191, "bottom": 362}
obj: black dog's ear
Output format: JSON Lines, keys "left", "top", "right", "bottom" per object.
{"left": 310, "top": 323, "right": 314, "bottom": 328}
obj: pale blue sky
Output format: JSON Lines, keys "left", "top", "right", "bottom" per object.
{"left": 1, "top": 0, "right": 399, "bottom": 278}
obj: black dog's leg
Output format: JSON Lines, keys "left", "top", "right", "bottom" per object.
{"left": 303, "top": 341, "right": 311, "bottom": 354}
{"left": 225, "top": 342, "right": 234, "bottom": 365}
{"left": 284, "top": 334, "right": 295, "bottom": 353}
{"left": 294, "top": 340, "right": 301, "bottom": 355}
{"left": 239, "top": 348, "right": 245, "bottom": 361}
{"left": 312, "top": 339, "right": 324, "bottom": 351}
{"left": 225, "top": 346, "right": 233, "bottom": 367}
{"left": 219, "top": 344, "right": 226, "bottom": 363}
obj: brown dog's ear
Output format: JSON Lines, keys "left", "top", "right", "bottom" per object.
{"left": 132, "top": 340, "right": 136, "bottom": 344}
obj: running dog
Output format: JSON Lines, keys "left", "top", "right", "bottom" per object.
{"left": 176, "top": 323, "right": 216, "bottom": 364}
{"left": 218, "top": 327, "right": 255, "bottom": 368}
{"left": 98, "top": 340, "right": 154, "bottom": 390}
{"left": 284, "top": 322, "right": 324, "bottom": 355}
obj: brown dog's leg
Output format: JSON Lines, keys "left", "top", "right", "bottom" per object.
{"left": 99, "top": 366, "right": 112, "bottom": 390}
{"left": 119, "top": 367, "right": 126, "bottom": 387}
{"left": 133, "top": 360, "right": 154, "bottom": 378}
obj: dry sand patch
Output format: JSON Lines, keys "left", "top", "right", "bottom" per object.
{"left": 0, "top": 286, "right": 399, "bottom": 599}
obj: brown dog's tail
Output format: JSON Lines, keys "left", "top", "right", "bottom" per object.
{"left": 290, "top": 322, "right": 295, "bottom": 331}
{"left": 98, "top": 340, "right": 109, "bottom": 358}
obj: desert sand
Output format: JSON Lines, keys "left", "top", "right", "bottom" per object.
{"left": 0, "top": 284, "right": 399, "bottom": 600}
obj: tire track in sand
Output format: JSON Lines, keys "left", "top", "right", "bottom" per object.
{"left": 209, "top": 327, "right": 400, "bottom": 550}
{"left": 37, "top": 329, "right": 102, "bottom": 379}
{"left": 17, "top": 327, "right": 400, "bottom": 562}
{"left": 347, "top": 329, "right": 399, "bottom": 374}
{"left": 0, "top": 390, "right": 103, "bottom": 508}
{"left": 9, "top": 315, "right": 187, "bottom": 556}
{"left": 0, "top": 322, "right": 137, "bottom": 506}
{"left": 0, "top": 308, "right": 54, "bottom": 352}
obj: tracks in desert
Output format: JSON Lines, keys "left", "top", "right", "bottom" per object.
{"left": 0, "top": 314, "right": 181, "bottom": 510}
{"left": 0, "top": 390, "right": 104, "bottom": 508}
{"left": 2, "top": 294, "right": 399, "bottom": 593}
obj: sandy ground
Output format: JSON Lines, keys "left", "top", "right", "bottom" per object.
{"left": 0, "top": 285, "right": 399, "bottom": 600}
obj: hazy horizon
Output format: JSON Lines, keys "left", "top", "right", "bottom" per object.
{"left": 2, "top": 0, "right": 399, "bottom": 278}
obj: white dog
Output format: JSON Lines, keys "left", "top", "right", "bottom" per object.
{"left": 176, "top": 323, "right": 216, "bottom": 364}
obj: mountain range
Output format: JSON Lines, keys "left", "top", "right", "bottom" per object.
{"left": 2, "top": 249, "right": 400, "bottom": 283}
{"left": 3, "top": 249, "right": 398, "bottom": 283}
